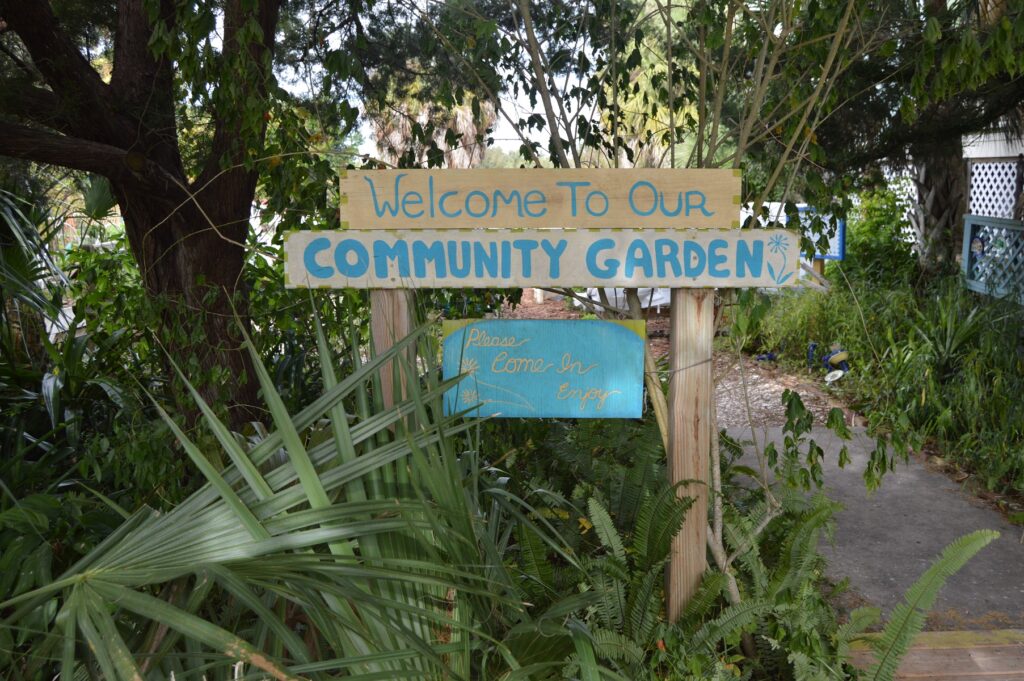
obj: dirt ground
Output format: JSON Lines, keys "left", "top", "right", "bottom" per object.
{"left": 502, "top": 289, "right": 849, "bottom": 428}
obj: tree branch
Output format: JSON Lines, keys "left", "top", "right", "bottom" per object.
{"left": 0, "top": 77, "right": 70, "bottom": 132}
{"left": 110, "top": 0, "right": 176, "bottom": 124}
{"left": 0, "top": 120, "right": 182, "bottom": 197}
{"left": 823, "top": 77, "right": 1024, "bottom": 171}
{"left": 0, "top": 120, "right": 126, "bottom": 174}
{"left": 0, "top": 0, "right": 116, "bottom": 140}
{"left": 194, "top": 0, "right": 280, "bottom": 197}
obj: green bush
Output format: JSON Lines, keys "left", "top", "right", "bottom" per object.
{"left": 760, "top": 189, "right": 1024, "bottom": 494}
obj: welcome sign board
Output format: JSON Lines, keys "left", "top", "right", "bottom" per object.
{"left": 284, "top": 228, "right": 801, "bottom": 288}
{"left": 340, "top": 168, "right": 740, "bottom": 230}
{"left": 442, "top": 319, "right": 645, "bottom": 418}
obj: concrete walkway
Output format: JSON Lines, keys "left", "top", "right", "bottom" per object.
{"left": 727, "top": 426, "right": 1024, "bottom": 629}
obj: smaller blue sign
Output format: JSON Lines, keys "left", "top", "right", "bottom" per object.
{"left": 442, "top": 319, "right": 645, "bottom": 419}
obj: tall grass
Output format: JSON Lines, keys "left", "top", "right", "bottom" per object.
{"left": 760, "top": 191, "right": 1024, "bottom": 494}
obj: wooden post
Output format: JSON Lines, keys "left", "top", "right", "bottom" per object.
{"left": 812, "top": 258, "right": 825, "bottom": 278}
{"left": 667, "top": 288, "right": 712, "bottom": 621}
{"left": 370, "top": 289, "right": 411, "bottom": 408}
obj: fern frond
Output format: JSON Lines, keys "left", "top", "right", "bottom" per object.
{"left": 691, "top": 599, "right": 773, "bottom": 651}
{"left": 835, "top": 606, "right": 880, "bottom": 660}
{"left": 588, "top": 497, "right": 626, "bottom": 564}
{"left": 516, "top": 523, "right": 554, "bottom": 601}
{"left": 867, "top": 530, "right": 998, "bottom": 681}
{"left": 591, "top": 627, "right": 644, "bottom": 667}
{"left": 589, "top": 570, "right": 626, "bottom": 632}
{"left": 633, "top": 485, "right": 692, "bottom": 570}
{"left": 680, "top": 571, "right": 728, "bottom": 625}
{"left": 769, "top": 502, "right": 833, "bottom": 598}
{"left": 625, "top": 567, "right": 663, "bottom": 644}
{"left": 788, "top": 649, "right": 833, "bottom": 681}
{"left": 724, "top": 511, "right": 768, "bottom": 596}
{"left": 617, "top": 433, "right": 662, "bottom": 526}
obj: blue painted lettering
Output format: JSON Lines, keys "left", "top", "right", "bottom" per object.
{"left": 686, "top": 190, "right": 713, "bottom": 217}
{"left": 735, "top": 240, "right": 763, "bottom": 278}
{"left": 304, "top": 237, "right": 333, "bottom": 279}
{"left": 372, "top": 240, "right": 410, "bottom": 278}
{"left": 513, "top": 239, "right": 539, "bottom": 277}
{"left": 447, "top": 241, "right": 471, "bottom": 278}
{"left": 363, "top": 174, "right": 404, "bottom": 217}
{"left": 586, "top": 238, "right": 619, "bottom": 279}
{"left": 628, "top": 180, "right": 658, "bottom": 216}
{"left": 585, "top": 190, "right": 609, "bottom": 217}
{"left": 492, "top": 190, "right": 524, "bottom": 218}
{"left": 401, "top": 191, "right": 424, "bottom": 218}
{"left": 540, "top": 239, "right": 567, "bottom": 278}
{"left": 659, "top": 191, "right": 683, "bottom": 217}
{"left": 428, "top": 176, "right": 436, "bottom": 218}
{"left": 556, "top": 180, "right": 590, "bottom": 216}
{"left": 708, "top": 239, "right": 729, "bottom": 277}
{"left": 524, "top": 190, "right": 548, "bottom": 217}
{"left": 439, "top": 191, "right": 462, "bottom": 217}
{"left": 624, "top": 239, "right": 653, "bottom": 278}
{"left": 335, "top": 239, "right": 369, "bottom": 277}
{"left": 654, "top": 239, "right": 682, "bottom": 277}
{"left": 413, "top": 240, "right": 447, "bottom": 278}
{"left": 465, "top": 190, "right": 490, "bottom": 218}
{"left": 474, "top": 241, "right": 499, "bottom": 277}
{"left": 500, "top": 241, "right": 511, "bottom": 278}
{"left": 684, "top": 241, "right": 706, "bottom": 277}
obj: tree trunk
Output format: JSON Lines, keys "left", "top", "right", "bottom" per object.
{"left": 907, "top": 0, "right": 968, "bottom": 277}
{"left": 0, "top": 0, "right": 284, "bottom": 429}
{"left": 911, "top": 136, "right": 967, "bottom": 275}
{"left": 114, "top": 182, "right": 262, "bottom": 428}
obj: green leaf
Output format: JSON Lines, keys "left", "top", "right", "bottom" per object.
{"left": 587, "top": 497, "right": 625, "bottom": 563}
{"left": 89, "top": 581, "right": 301, "bottom": 681}
{"left": 569, "top": 623, "right": 601, "bottom": 681}
{"left": 148, "top": 397, "right": 269, "bottom": 541}
{"left": 82, "top": 175, "right": 117, "bottom": 220}
{"left": 165, "top": 354, "right": 274, "bottom": 501}
{"left": 868, "top": 530, "right": 998, "bottom": 681}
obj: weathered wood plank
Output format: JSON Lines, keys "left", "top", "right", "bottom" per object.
{"left": 849, "top": 630, "right": 1024, "bottom": 679}
{"left": 667, "top": 289, "right": 712, "bottom": 620}
{"left": 283, "top": 229, "right": 801, "bottom": 289}
{"left": 339, "top": 168, "right": 740, "bottom": 230}
{"left": 370, "top": 289, "right": 411, "bottom": 409}
{"left": 850, "top": 630, "right": 1024, "bottom": 650}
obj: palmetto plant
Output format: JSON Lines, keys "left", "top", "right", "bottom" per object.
{"left": 0, "top": 316, "right": 617, "bottom": 680}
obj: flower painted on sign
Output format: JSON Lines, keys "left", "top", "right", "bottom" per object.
{"left": 461, "top": 389, "right": 479, "bottom": 406}
{"left": 461, "top": 358, "right": 480, "bottom": 376}
{"left": 766, "top": 234, "right": 794, "bottom": 286}
{"left": 768, "top": 234, "right": 790, "bottom": 254}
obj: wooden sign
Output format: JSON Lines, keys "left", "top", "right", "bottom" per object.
{"left": 284, "top": 228, "right": 800, "bottom": 289}
{"left": 340, "top": 168, "right": 740, "bottom": 230}
{"left": 441, "top": 319, "right": 645, "bottom": 418}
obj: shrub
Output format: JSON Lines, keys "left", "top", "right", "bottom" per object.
{"left": 760, "top": 189, "right": 1024, "bottom": 494}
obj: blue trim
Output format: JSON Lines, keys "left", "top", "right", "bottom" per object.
{"left": 962, "top": 214, "right": 1024, "bottom": 303}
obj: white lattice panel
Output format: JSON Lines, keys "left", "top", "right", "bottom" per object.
{"left": 968, "top": 161, "right": 1018, "bottom": 218}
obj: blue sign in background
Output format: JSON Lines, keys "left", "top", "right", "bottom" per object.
{"left": 442, "top": 319, "right": 645, "bottom": 419}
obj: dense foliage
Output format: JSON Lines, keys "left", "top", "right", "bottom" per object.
{"left": 761, "top": 190, "right": 1024, "bottom": 495}
{"left": 2, "top": 0, "right": 1016, "bottom": 677}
